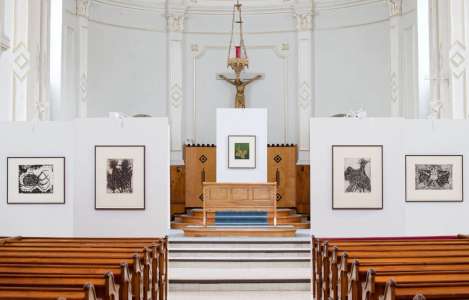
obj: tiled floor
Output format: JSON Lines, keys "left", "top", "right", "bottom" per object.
{"left": 170, "top": 291, "right": 312, "bottom": 300}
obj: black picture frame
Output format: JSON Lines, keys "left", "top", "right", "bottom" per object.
{"left": 7, "top": 156, "right": 66, "bottom": 205}
{"left": 405, "top": 154, "right": 464, "bottom": 203}
{"left": 94, "top": 145, "right": 146, "bottom": 210}
{"left": 228, "top": 135, "right": 257, "bottom": 169}
{"left": 332, "top": 145, "right": 384, "bottom": 210}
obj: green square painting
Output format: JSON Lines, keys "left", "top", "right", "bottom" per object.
{"left": 234, "top": 143, "right": 250, "bottom": 160}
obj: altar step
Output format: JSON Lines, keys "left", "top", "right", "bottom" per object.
{"left": 168, "top": 236, "right": 312, "bottom": 292}
{"left": 171, "top": 208, "right": 310, "bottom": 229}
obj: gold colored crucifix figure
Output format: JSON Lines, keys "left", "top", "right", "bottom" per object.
{"left": 218, "top": 74, "right": 262, "bottom": 108}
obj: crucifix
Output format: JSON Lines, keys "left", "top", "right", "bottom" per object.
{"left": 219, "top": 0, "right": 264, "bottom": 109}
{"left": 217, "top": 73, "right": 264, "bottom": 108}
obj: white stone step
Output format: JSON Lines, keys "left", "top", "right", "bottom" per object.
{"left": 169, "top": 241, "right": 310, "bottom": 250}
{"left": 169, "top": 248, "right": 310, "bottom": 258}
{"left": 169, "top": 267, "right": 311, "bottom": 291}
{"left": 169, "top": 291, "right": 312, "bottom": 300}
{"left": 169, "top": 257, "right": 311, "bottom": 268}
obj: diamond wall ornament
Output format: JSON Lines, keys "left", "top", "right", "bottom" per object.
{"left": 298, "top": 81, "right": 312, "bottom": 110}
{"left": 80, "top": 73, "right": 88, "bottom": 101}
{"left": 276, "top": 193, "right": 282, "bottom": 201}
{"left": 199, "top": 155, "right": 208, "bottom": 163}
{"left": 390, "top": 72, "right": 399, "bottom": 103}
{"left": 450, "top": 40, "right": 467, "bottom": 79}
{"left": 170, "top": 84, "right": 183, "bottom": 109}
{"left": 274, "top": 155, "right": 282, "bottom": 163}
{"left": 13, "top": 42, "right": 30, "bottom": 81}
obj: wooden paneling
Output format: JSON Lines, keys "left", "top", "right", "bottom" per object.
{"left": 184, "top": 145, "right": 216, "bottom": 207}
{"left": 203, "top": 182, "right": 277, "bottom": 212}
{"left": 296, "top": 164, "right": 310, "bottom": 216}
{"left": 170, "top": 165, "right": 186, "bottom": 216}
{"left": 267, "top": 145, "right": 297, "bottom": 207}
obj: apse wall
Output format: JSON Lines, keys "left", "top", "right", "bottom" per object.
{"left": 0, "top": 118, "right": 170, "bottom": 237}
{"left": 310, "top": 118, "right": 469, "bottom": 237}
{"left": 314, "top": 1, "right": 391, "bottom": 117}
{"left": 87, "top": 2, "right": 168, "bottom": 118}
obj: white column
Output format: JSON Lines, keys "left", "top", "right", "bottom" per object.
{"left": 77, "top": 0, "right": 90, "bottom": 118}
{"left": 11, "top": 0, "right": 32, "bottom": 121}
{"left": 388, "top": 0, "right": 402, "bottom": 117}
{"left": 295, "top": 9, "right": 313, "bottom": 164}
{"left": 167, "top": 13, "right": 185, "bottom": 164}
{"left": 0, "top": 0, "right": 10, "bottom": 51}
{"left": 448, "top": 0, "right": 469, "bottom": 119}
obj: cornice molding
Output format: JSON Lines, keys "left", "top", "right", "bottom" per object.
{"left": 91, "top": 0, "right": 382, "bottom": 15}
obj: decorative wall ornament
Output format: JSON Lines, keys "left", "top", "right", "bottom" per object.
{"left": 388, "top": 0, "right": 402, "bottom": 17}
{"left": 0, "top": 36, "right": 9, "bottom": 51}
{"left": 77, "top": 0, "right": 91, "bottom": 18}
{"left": 449, "top": 40, "right": 467, "bottom": 79}
{"left": 13, "top": 42, "right": 31, "bottom": 81}
{"left": 167, "top": 15, "right": 185, "bottom": 32}
{"left": 35, "top": 100, "right": 50, "bottom": 121}
{"left": 80, "top": 73, "right": 88, "bottom": 102}
{"left": 298, "top": 81, "right": 312, "bottom": 110}
{"left": 296, "top": 13, "right": 313, "bottom": 31}
{"left": 170, "top": 83, "right": 183, "bottom": 109}
{"left": 429, "top": 99, "right": 443, "bottom": 119}
{"left": 390, "top": 71, "right": 399, "bottom": 103}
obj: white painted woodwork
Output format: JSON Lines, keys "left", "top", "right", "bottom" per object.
{"left": 77, "top": 0, "right": 90, "bottom": 118}
{"left": 0, "top": 0, "right": 10, "bottom": 51}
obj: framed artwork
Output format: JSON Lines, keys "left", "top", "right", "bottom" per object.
{"left": 95, "top": 145, "right": 145, "bottom": 210}
{"left": 332, "top": 145, "right": 383, "bottom": 209}
{"left": 228, "top": 135, "right": 256, "bottom": 169}
{"left": 405, "top": 155, "right": 463, "bottom": 203}
{"left": 7, "top": 157, "right": 65, "bottom": 204}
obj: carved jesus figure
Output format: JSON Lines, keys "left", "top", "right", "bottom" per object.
{"left": 218, "top": 74, "right": 262, "bottom": 108}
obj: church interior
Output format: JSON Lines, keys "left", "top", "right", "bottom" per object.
{"left": 1, "top": 0, "right": 469, "bottom": 299}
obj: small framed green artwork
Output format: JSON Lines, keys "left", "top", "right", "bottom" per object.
{"left": 228, "top": 135, "right": 256, "bottom": 169}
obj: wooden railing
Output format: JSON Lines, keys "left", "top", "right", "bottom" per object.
{"left": 202, "top": 182, "right": 277, "bottom": 226}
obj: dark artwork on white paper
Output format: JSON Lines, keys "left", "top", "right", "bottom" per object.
{"left": 106, "top": 159, "right": 133, "bottom": 194}
{"left": 415, "top": 164, "right": 453, "bottom": 191}
{"left": 18, "top": 165, "right": 54, "bottom": 194}
{"left": 344, "top": 158, "right": 371, "bottom": 193}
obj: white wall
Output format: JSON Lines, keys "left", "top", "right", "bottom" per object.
{"left": 310, "top": 118, "right": 469, "bottom": 237}
{"left": 0, "top": 118, "right": 170, "bottom": 237}
{"left": 314, "top": 1, "right": 391, "bottom": 117}
{"left": 0, "top": 122, "right": 75, "bottom": 236}
{"left": 73, "top": 118, "right": 170, "bottom": 237}
{"left": 216, "top": 108, "right": 268, "bottom": 183}
{"left": 87, "top": 2, "right": 168, "bottom": 118}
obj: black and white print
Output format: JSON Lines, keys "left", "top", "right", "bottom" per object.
{"left": 332, "top": 145, "right": 383, "bottom": 209}
{"left": 18, "top": 164, "right": 54, "bottom": 194}
{"left": 344, "top": 158, "right": 371, "bottom": 193}
{"left": 405, "top": 155, "right": 463, "bottom": 202}
{"left": 415, "top": 164, "right": 453, "bottom": 190}
{"left": 106, "top": 159, "right": 133, "bottom": 194}
{"left": 8, "top": 157, "right": 65, "bottom": 204}
{"left": 95, "top": 146, "right": 145, "bottom": 210}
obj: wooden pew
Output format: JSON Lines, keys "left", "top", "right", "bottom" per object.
{"left": 312, "top": 236, "right": 469, "bottom": 300}
{"left": 2, "top": 236, "right": 169, "bottom": 300}
{"left": 363, "top": 269, "right": 469, "bottom": 300}
{"left": 382, "top": 279, "right": 469, "bottom": 300}
{"left": 0, "top": 237, "right": 168, "bottom": 300}
{"left": 0, "top": 283, "right": 98, "bottom": 300}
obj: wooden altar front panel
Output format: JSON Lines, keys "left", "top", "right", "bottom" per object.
{"left": 203, "top": 182, "right": 277, "bottom": 225}
{"left": 184, "top": 145, "right": 216, "bottom": 207}
{"left": 267, "top": 145, "right": 297, "bottom": 208}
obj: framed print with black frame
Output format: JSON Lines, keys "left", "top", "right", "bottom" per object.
{"left": 95, "top": 145, "right": 145, "bottom": 210}
{"left": 7, "top": 157, "right": 65, "bottom": 204}
{"left": 228, "top": 135, "right": 256, "bottom": 169}
{"left": 332, "top": 145, "right": 383, "bottom": 209}
{"left": 405, "top": 155, "right": 463, "bottom": 203}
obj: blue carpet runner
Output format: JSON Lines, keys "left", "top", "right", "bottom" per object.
{"left": 214, "top": 211, "right": 268, "bottom": 226}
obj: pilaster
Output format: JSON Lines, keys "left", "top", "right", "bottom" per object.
{"left": 448, "top": 0, "right": 469, "bottom": 118}
{"left": 388, "top": 0, "right": 402, "bottom": 117}
{"left": 77, "top": 0, "right": 90, "bottom": 118}
{"left": 295, "top": 5, "right": 313, "bottom": 164}
{"left": 167, "top": 9, "right": 185, "bottom": 164}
